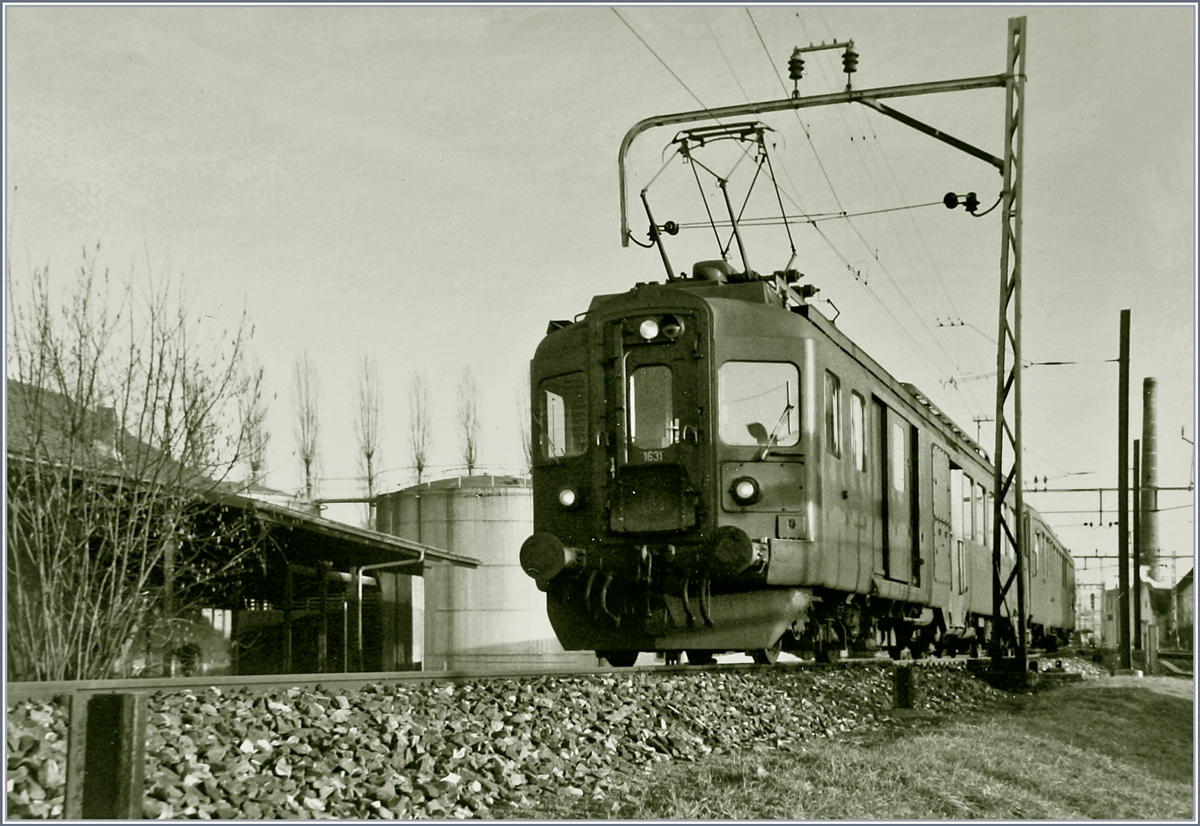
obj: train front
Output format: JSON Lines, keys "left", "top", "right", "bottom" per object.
{"left": 519, "top": 276, "right": 813, "bottom": 665}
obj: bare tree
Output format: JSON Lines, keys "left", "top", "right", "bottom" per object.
{"left": 354, "top": 355, "right": 382, "bottom": 526}
{"left": 458, "top": 366, "right": 481, "bottom": 475}
{"left": 5, "top": 247, "right": 265, "bottom": 681}
{"left": 517, "top": 365, "right": 532, "bottom": 475}
{"left": 408, "top": 373, "right": 431, "bottom": 485}
{"left": 241, "top": 359, "right": 269, "bottom": 487}
{"left": 293, "top": 352, "right": 321, "bottom": 500}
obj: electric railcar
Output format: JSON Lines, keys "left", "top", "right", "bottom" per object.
{"left": 519, "top": 261, "right": 1075, "bottom": 666}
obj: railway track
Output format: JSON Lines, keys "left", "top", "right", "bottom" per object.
{"left": 1157, "top": 649, "right": 1195, "bottom": 676}
{"left": 4, "top": 649, "right": 1025, "bottom": 704}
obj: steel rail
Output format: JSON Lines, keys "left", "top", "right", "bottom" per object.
{"left": 5, "top": 655, "right": 967, "bottom": 703}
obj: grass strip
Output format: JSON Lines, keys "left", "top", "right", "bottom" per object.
{"left": 525, "top": 676, "right": 1193, "bottom": 820}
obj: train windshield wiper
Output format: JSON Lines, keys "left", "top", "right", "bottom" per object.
{"left": 761, "top": 401, "right": 795, "bottom": 460}
{"left": 747, "top": 400, "right": 795, "bottom": 460}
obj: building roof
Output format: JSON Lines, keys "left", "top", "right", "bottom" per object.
{"left": 215, "top": 489, "right": 480, "bottom": 570}
{"left": 7, "top": 379, "right": 479, "bottom": 572}
{"left": 1175, "top": 568, "right": 1193, "bottom": 593}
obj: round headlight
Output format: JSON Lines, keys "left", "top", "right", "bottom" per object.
{"left": 730, "top": 476, "right": 761, "bottom": 506}
{"left": 558, "top": 488, "right": 578, "bottom": 508}
{"left": 661, "top": 315, "right": 683, "bottom": 339}
{"left": 638, "top": 318, "right": 660, "bottom": 340}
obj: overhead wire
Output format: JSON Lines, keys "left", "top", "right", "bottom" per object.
{"left": 803, "top": 10, "right": 995, "bottom": 399}
{"left": 814, "top": 10, "right": 1001, "bottom": 392}
{"left": 746, "top": 7, "right": 987, "bottom": 419}
{"left": 612, "top": 7, "right": 1008, "bottom": 429}
{"left": 611, "top": 8, "right": 709, "bottom": 111}
{"left": 813, "top": 9, "right": 970, "bottom": 327}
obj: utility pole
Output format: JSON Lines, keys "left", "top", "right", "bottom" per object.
{"left": 1117, "top": 309, "right": 1131, "bottom": 670}
{"left": 973, "top": 415, "right": 993, "bottom": 444}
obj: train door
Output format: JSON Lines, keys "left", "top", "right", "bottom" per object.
{"left": 605, "top": 313, "right": 706, "bottom": 533}
{"left": 930, "top": 444, "right": 952, "bottom": 605}
{"left": 874, "top": 398, "right": 917, "bottom": 584}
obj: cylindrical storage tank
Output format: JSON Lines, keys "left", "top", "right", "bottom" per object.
{"left": 376, "top": 475, "right": 595, "bottom": 671}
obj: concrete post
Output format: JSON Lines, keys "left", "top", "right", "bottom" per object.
{"left": 67, "top": 694, "right": 147, "bottom": 819}
{"left": 893, "top": 665, "right": 920, "bottom": 709}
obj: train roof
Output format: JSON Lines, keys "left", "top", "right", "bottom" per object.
{"left": 579, "top": 273, "right": 993, "bottom": 467}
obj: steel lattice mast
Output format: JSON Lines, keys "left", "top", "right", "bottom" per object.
{"left": 990, "top": 17, "right": 1028, "bottom": 669}
{"left": 617, "top": 16, "right": 1032, "bottom": 667}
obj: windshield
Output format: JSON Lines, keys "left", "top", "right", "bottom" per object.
{"left": 628, "top": 364, "right": 674, "bottom": 449}
{"left": 719, "top": 361, "right": 800, "bottom": 448}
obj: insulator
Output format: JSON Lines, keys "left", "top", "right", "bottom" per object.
{"left": 842, "top": 47, "right": 859, "bottom": 74}
{"left": 964, "top": 192, "right": 980, "bottom": 213}
{"left": 944, "top": 192, "right": 960, "bottom": 209}
{"left": 787, "top": 48, "right": 805, "bottom": 81}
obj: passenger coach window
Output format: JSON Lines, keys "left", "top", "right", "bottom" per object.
{"left": 629, "top": 365, "right": 674, "bottom": 449}
{"left": 961, "top": 473, "right": 974, "bottom": 541}
{"left": 825, "top": 371, "right": 842, "bottom": 458}
{"left": 539, "top": 372, "right": 587, "bottom": 460}
{"left": 891, "top": 421, "right": 905, "bottom": 492}
{"left": 851, "top": 392, "right": 865, "bottom": 471}
{"left": 718, "top": 361, "right": 800, "bottom": 448}
{"left": 974, "top": 483, "right": 987, "bottom": 544}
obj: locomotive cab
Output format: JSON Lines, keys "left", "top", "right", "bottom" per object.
{"left": 521, "top": 266, "right": 820, "bottom": 662}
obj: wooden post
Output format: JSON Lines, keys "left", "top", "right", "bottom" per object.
{"left": 230, "top": 586, "right": 242, "bottom": 676}
{"left": 79, "top": 694, "right": 147, "bottom": 819}
{"left": 318, "top": 560, "right": 331, "bottom": 674}
{"left": 351, "top": 567, "right": 363, "bottom": 672}
{"left": 283, "top": 565, "right": 294, "bottom": 673}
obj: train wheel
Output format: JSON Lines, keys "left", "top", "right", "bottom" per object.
{"left": 751, "top": 640, "right": 782, "bottom": 665}
{"left": 685, "top": 650, "right": 716, "bottom": 666}
{"left": 599, "top": 650, "right": 639, "bottom": 668}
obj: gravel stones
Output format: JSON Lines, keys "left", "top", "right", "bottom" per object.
{"left": 133, "top": 661, "right": 1004, "bottom": 818}
{"left": 7, "top": 657, "right": 1085, "bottom": 819}
{"left": 5, "top": 699, "right": 69, "bottom": 818}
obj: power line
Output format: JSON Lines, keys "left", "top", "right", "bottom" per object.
{"left": 611, "top": 9, "right": 708, "bottom": 111}
{"left": 746, "top": 8, "right": 988, "bottom": 422}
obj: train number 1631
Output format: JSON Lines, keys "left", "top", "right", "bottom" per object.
{"left": 642, "top": 450, "right": 664, "bottom": 462}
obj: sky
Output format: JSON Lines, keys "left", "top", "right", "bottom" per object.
{"left": 5, "top": 4, "right": 1196, "bottom": 590}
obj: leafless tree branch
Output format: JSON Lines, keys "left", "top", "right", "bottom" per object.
{"left": 408, "top": 373, "right": 430, "bottom": 485}
{"left": 293, "top": 352, "right": 321, "bottom": 500}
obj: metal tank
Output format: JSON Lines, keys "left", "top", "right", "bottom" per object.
{"left": 376, "top": 475, "right": 596, "bottom": 671}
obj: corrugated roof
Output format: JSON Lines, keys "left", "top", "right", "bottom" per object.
{"left": 212, "top": 490, "right": 481, "bottom": 569}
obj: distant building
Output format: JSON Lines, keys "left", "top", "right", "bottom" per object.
{"left": 1074, "top": 582, "right": 1104, "bottom": 645}
{"left": 1171, "top": 568, "right": 1193, "bottom": 650}
{"left": 376, "top": 475, "right": 597, "bottom": 671}
{"left": 6, "top": 379, "right": 478, "bottom": 680}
